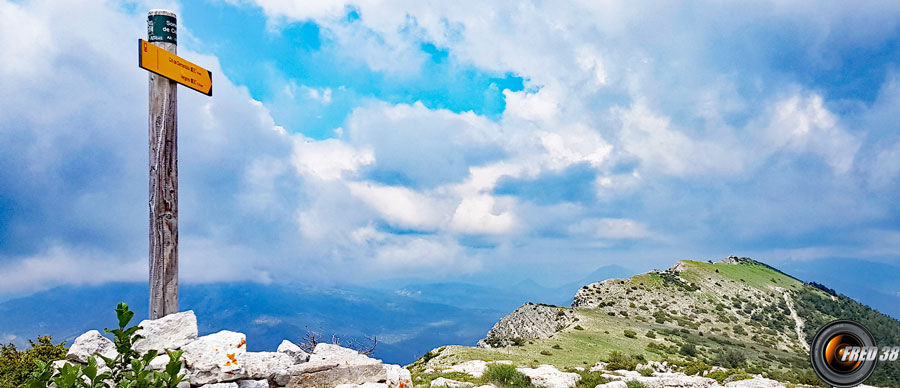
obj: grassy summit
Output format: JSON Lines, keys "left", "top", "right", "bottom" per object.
{"left": 410, "top": 257, "right": 900, "bottom": 387}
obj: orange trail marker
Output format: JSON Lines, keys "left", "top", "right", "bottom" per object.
{"left": 139, "top": 39, "right": 212, "bottom": 96}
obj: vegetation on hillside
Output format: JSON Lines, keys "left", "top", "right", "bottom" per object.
{"left": 792, "top": 284, "right": 900, "bottom": 385}
{"left": 0, "top": 336, "right": 67, "bottom": 388}
{"left": 410, "top": 258, "right": 900, "bottom": 388}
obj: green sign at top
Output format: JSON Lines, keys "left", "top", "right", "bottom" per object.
{"left": 148, "top": 14, "right": 176, "bottom": 44}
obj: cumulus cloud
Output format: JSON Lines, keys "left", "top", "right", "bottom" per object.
{"left": 3, "top": 0, "right": 900, "bottom": 297}
{"left": 569, "top": 218, "right": 654, "bottom": 240}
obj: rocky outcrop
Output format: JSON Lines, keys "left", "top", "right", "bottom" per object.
{"left": 181, "top": 330, "right": 247, "bottom": 385}
{"left": 272, "top": 343, "right": 411, "bottom": 388}
{"left": 477, "top": 303, "right": 577, "bottom": 348}
{"left": 430, "top": 377, "right": 474, "bottom": 387}
{"left": 723, "top": 378, "right": 784, "bottom": 388}
{"left": 444, "top": 360, "right": 489, "bottom": 378}
{"left": 633, "top": 373, "right": 719, "bottom": 388}
{"left": 134, "top": 310, "right": 198, "bottom": 354}
{"left": 60, "top": 311, "right": 412, "bottom": 388}
{"left": 66, "top": 330, "right": 117, "bottom": 364}
{"left": 277, "top": 339, "right": 310, "bottom": 363}
{"left": 515, "top": 365, "right": 579, "bottom": 388}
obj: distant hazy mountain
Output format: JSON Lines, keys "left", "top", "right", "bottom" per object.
{"left": 0, "top": 282, "right": 496, "bottom": 365}
{"left": 0, "top": 265, "right": 631, "bottom": 365}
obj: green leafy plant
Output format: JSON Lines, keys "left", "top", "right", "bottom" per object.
{"left": 25, "top": 303, "right": 187, "bottom": 388}
{"left": 0, "top": 336, "right": 68, "bottom": 388}
{"left": 623, "top": 330, "right": 637, "bottom": 339}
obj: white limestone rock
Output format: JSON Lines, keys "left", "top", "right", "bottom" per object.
{"left": 66, "top": 330, "right": 117, "bottom": 364}
{"left": 181, "top": 330, "right": 248, "bottom": 385}
{"left": 198, "top": 383, "right": 238, "bottom": 388}
{"left": 635, "top": 372, "right": 719, "bottom": 388}
{"left": 148, "top": 353, "right": 171, "bottom": 371}
{"left": 445, "top": 360, "right": 488, "bottom": 378}
{"left": 384, "top": 364, "right": 413, "bottom": 388}
{"left": 276, "top": 340, "right": 309, "bottom": 363}
{"left": 589, "top": 362, "right": 608, "bottom": 372}
{"left": 431, "top": 377, "right": 474, "bottom": 388}
{"left": 724, "top": 378, "right": 785, "bottom": 388}
{"left": 274, "top": 344, "right": 386, "bottom": 388}
{"left": 516, "top": 365, "right": 580, "bottom": 388}
{"left": 134, "top": 310, "right": 199, "bottom": 354}
{"left": 595, "top": 382, "right": 627, "bottom": 388}
{"left": 238, "top": 352, "right": 293, "bottom": 380}
{"left": 612, "top": 370, "right": 642, "bottom": 379}
{"left": 237, "top": 379, "right": 270, "bottom": 388}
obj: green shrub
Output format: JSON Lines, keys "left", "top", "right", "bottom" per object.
{"left": 679, "top": 343, "right": 697, "bottom": 357}
{"left": 0, "top": 336, "right": 68, "bottom": 388}
{"left": 714, "top": 349, "right": 747, "bottom": 368}
{"left": 606, "top": 351, "right": 638, "bottom": 371}
{"left": 680, "top": 360, "right": 710, "bottom": 376}
{"left": 540, "top": 350, "right": 553, "bottom": 356}
{"left": 481, "top": 364, "right": 534, "bottom": 388}
{"left": 638, "top": 368, "right": 653, "bottom": 377}
{"left": 574, "top": 370, "right": 609, "bottom": 388}
{"left": 625, "top": 381, "right": 646, "bottom": 388}
{"left": 645, "top": 330, "right": 656, "bottom": 339}
{"left": 551, "top": 344, "right": 562, "bottom": 350}
{"left": 574, "top": 325, "right": 584, "bottom": 331}
{"left": 623, "top": 330, "right": 637, "bottom": 339}
{"left": 25, "top": 303, "right": 187, "bottom": 388}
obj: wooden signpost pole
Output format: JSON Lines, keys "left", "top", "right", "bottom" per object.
{"left": 147, "top": 9, "right": 179, "bottom": 319}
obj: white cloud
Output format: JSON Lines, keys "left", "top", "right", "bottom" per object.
{"left": 569, "top": 218, "right": 652, "bottom": 240}
{"left": 504, "top": 89, "right": 559, "bottom": 122}
{"left": 449, "top": 194, "right": 516, "bottom": 235}
{"left": 291, "top": 137, "right": 374, "bottom": 180}
{"left": 373, "top": 236, "right": 478, "bottom": 273}
{"left": 760, "top": 93, "right": 859, "bottom": 174}
{"left": 3, "top": 0, "right": 900, "bottom": 297}
{"left": 0, "top": 246, "right": 145, "bottom": 295}
{"left": 347, "top": 182, "right": 448, "bottom": 230}
{"left": 616, "top": 103, "right": 744, "bottom": 176}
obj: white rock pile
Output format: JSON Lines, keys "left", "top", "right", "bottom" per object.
{"left": 61, "top": 310, "right": 412, "bottom": 388}
{"left": 431, "top": 359, "right": 890, "bottom": 388}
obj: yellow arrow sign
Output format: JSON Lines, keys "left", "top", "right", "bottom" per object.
{"left": 139, "top": 39, "right": 212, "bottom": 96}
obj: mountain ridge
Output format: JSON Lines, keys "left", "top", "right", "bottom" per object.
{"left": 413, "top": 257, "right": 900, "bottom": 387}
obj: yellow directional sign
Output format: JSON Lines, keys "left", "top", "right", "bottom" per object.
{"left": 139, "top": 39, "right": 212, "bottom": 96}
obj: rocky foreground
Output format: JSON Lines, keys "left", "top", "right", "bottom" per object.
{"left": 420, "top": 358, "right": 885, "bottom": 388}
{"left": 59, "top": 310, "right": 412, "bottom": 388}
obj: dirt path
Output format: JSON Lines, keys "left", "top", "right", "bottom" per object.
{"left": 783, "top": 291, "right": 810, "bottom": 352}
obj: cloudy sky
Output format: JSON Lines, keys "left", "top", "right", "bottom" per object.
{"left": 1, "top": 0, "right": 899, "bottom": 297}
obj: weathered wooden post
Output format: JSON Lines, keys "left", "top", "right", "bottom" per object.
{"left": 147, "top": 9, "right": 179, "bottom": 319}
{"left": 139, "top": 9, "right": 212, "bottom": 319}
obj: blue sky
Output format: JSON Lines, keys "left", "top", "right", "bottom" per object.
{"left": 1, "top": 0, "right": 900, "bottom": 297}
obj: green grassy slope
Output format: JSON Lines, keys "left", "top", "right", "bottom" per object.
{"left": 410, "top": 257, "right": 900, "bottom": 387}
